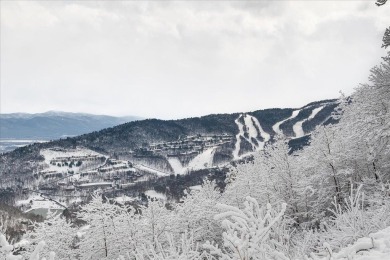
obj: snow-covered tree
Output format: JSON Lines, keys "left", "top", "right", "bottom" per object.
{"left": 137, "top": 199, "right": 175, "bottom": 250}
{"left": 317, "top": 184, "right": 390, "bottom": 253}
{"left": 298, "top": 124, "right": 353, "bottom": 219}
{"left": 223, "top": 157, "right": 274, "bottom": 208}
{"left": 338, "top": 60, "right": 390, "bottom": 182}
{"left": 132, "top": 232, "right": 213, "bottom": 260}
{"left": 1, "top": 232, "right": 54, "bottom": 260}
{"left": 224, "top": 140, "right": 307, "bottom": 223}
{"left": 77, "top": 195, "right": 140, "bottom": 259}
{"left": 204, "top": 196, "right": 290, "bottom": 260}
{"left": 260, "top": 140, "right": 308, "bottom": 221}
{"left": 22, "top": 211, "right": 75, "bottom": 260}
{"left": 173, "top": 181, "right": 223, "bottom": 244}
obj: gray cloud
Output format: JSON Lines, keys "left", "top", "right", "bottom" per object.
{"left": 1, "top": 1, "right": 389, "bottom": 119}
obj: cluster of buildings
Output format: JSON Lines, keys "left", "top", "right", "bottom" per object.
{"left": 139, "top": 134, "right": 234, "bottom": 157}
{"left": 49, "top": 154, "right": 105, "bottom": 165}
{"left": 39, "top": 158, "right": 142, "bottom": 192}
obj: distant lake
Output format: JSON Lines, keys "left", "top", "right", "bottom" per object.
{"left": 0, "top": 139, "right": 49, "bottom": 153}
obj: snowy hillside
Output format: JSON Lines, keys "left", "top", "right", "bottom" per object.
{"left": 0, "top": 99, "right": 339, "bottom": 218}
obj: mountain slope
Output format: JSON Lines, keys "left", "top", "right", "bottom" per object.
{"left": 0, "top": 111, "right": 141, "bottom": 139}
{"left": 0, "top": 99, "right": 338, "bottom": 178}
{"left": 0, "top": 98, "right": 340, "bottom": 214}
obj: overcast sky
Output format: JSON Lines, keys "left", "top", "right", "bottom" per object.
{"left": 1, "top": 1, "right": 389, "bottom": 119}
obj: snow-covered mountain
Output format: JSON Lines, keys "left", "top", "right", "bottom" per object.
{"left": 0, "top": 99, "right": 338, "bottom": 187}
{"left": 0, "top": 98, "right": 339, "bottom": 218}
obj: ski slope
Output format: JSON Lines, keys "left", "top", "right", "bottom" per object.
{"left": 133, "top": 164, "right": 170, "bottom": 177}
{"left": 233, "top": 116, "right": 245, "bottom": 159}
{"left": 272, "top": 110, "right": 300, "bottom": 136}
{"left": 233, "top": 114, "right": 270, "bottom": 159}
{"left": 168, "top": 157, "right": 186, "bottom": 175}
{"left": 187, "top": 148, "right": 215, "bottom": 171}
{"left": 251, "top": 115, "right": 270, "bottom": 149}
{"left": 308, "top": 105, "right": 324, "bottom": 120}
{"left": 243, "top": 115, "right": 259, "bottom": 146}
{"left": 293, "top": 106, "right": 325, "bottom": 138}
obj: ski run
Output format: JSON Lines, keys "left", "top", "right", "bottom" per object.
{"left": 168, "top": 147, "right": 216, "bottom": 174}
{"left": 233, "top": 114, "right": 270, "bottom": 159}
{"left": 293, "top": 105, "right": 324, "bottom": 138}
{"left": 272, "top": 110, "right": 300, "bottom": 136}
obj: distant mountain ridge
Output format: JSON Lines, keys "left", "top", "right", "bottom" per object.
{"left": 0, "top": 111, "right": 142, "bottom": 140}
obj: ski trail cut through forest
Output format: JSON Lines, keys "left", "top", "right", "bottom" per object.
{"left": 168, "top": 157, "right": 186, "bottom": 175}
{"left": 308, "top": 106, "right": 324, "bottom": 120}
{"left": 234, "top": 114, "right": 270, "bottom": 159}
{"left": 250, "top": 115, "right": 270, "bottom": 149}
{"left": 187, "top": 148, "right": 216, "bottom": 171}
{"left": 168, "top": 148, "right": 216, "bottom": 174}
{"left": 233, "top": 115, "right": 245, "bottom": 159}
{"left": 293, "top": 106, "right": 324, "bottom": 138}
{"left": 272, "top": 110, "right": 300, "bottom": 136}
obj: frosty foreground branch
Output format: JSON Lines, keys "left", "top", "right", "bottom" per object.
{"left": 0, "top": 233, "right": 54, "bottom": 260}
{"left": 204, "top": 197, "right": 288, "bottom": 260}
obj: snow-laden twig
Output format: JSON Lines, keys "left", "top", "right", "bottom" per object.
{"left": 204, "top": 196, "right": 289, "bottom": 260}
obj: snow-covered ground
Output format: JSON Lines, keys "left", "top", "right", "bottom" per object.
{"left": 168, "top": 148, "right": 216, "bottom": 174}
{"left": 16, "top": 194, "right": 66, "bottom": 214}
{"left": 133, "top": 164, "right": 170, "bottom": 177}
{"left": 77, "top": 182, "right": 112, "bottom": 187}
{"left": 168, "top": 157, "right": 186, "bottom": 175}
{"left": 145, "top": 190, "right": 167, "bottom": 200}
{"left": 99, "top": 162, "right": 129, "bottom": 172}
{"left": 114, "top": 195, "right": 134, "bottom": 204}
{"left": 315, "top": 226, "right": 390, "bottom": 260}
{"left": 272, "top": 110, "right": 300, "bottom": 136}
{"left": 243, "top": 115, "right": 260, "bottom": 150}
{"left": 293, "top": 106, "right": 324, "bottom": 138}
{"left": 293, "top": 120, "right": 305, "bottom": 138}
{"left": 308, "top": 106, "right": 324, "bottom": 120}
{"left": 187, "top": 148, "right": 215, "bottom": 171}
{"left": 40, "top": 147, "right": 105, "bottom": 173}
